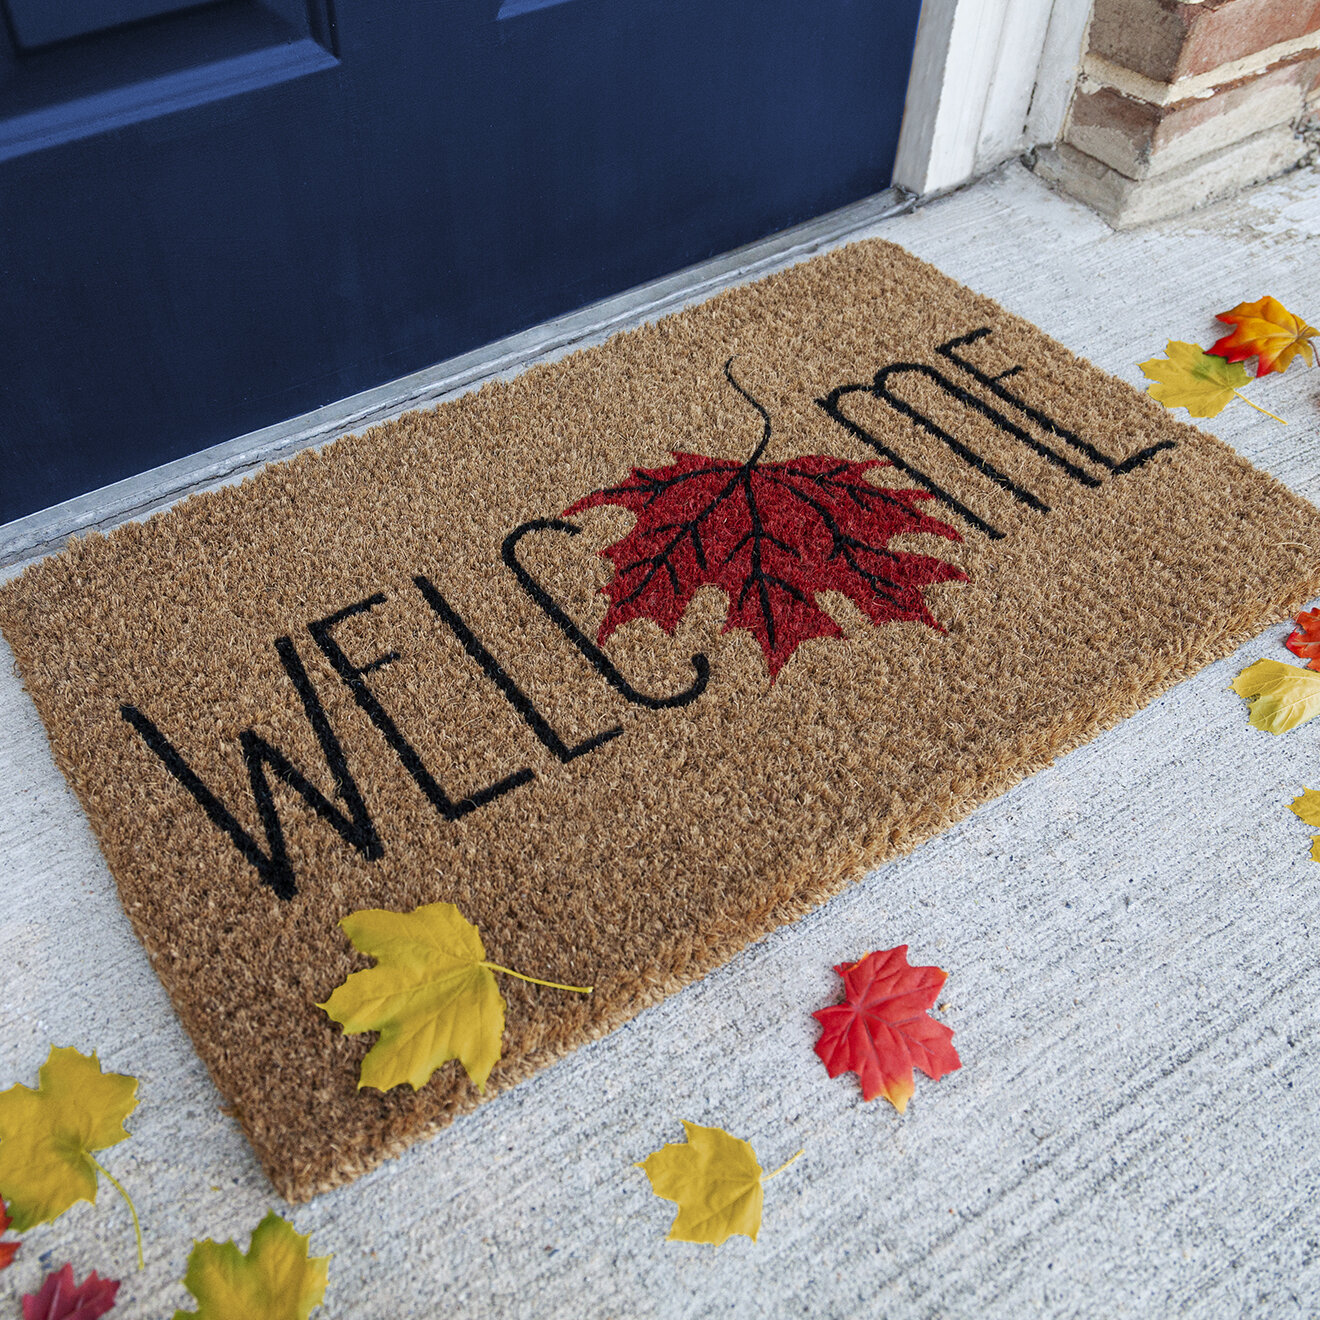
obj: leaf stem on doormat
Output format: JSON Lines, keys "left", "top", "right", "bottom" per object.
{"left": 482, "top": 963, "right": 594, "bottom": 994}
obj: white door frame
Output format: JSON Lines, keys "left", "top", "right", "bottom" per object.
{"left": 895, "top": 0, "right": 1093, "bottom": 197}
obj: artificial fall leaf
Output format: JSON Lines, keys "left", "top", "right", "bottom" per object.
{"left": 812, "top": 946, "right": 960, "bottom": 1113}
{"left": 637, "top": 1122, "right": 802, "bottom": 1246}
{"left": 1287, "top": 788, "right": 1320, "bottom": 863}
{"left": 0, "top": 1193, "right": 18, "bottom": 1270}
{"left": 320, "top": 901, "right": 591, "bottom": 1092}
{"left": 1210, "top": 296, "right": 1317, "bottom": 377}
{"left": 0, "top": 1047, "right": 137, "bottom": 1232}
{"left": 1285, "top": 608, "right": 1320, "bottom": 671}
{"left": 564, "top": 360, "right": 965, "bottom": 680}
{"left": 1289, "top": 788, "right": 1320, "bottom": 826}
{"left": 1231, "top": 658, "right": 1320, "bottom": 734}
{"left": 1139, "top": 341, "right": 1253, "bottom": 418}
{"left": 174, "top": 1212, "right": 329, "bottom": 1320}
{"left": 21, "top": 1264, "right": 119, "bottom": 1320}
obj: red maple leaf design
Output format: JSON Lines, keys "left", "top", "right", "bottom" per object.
{"left": 812, "top": 946, "right": 960, "bottom": 1113}
{"left": 1286, "top": 607, "right": 1320, "bottom": 671}
{"left": 21, "top": 1265, "right": 119, "bottom": 1320}
{"left": 0, "top": 1194, "right": 16, "bottom": 1271}
{"left": 563, "top": 360, "right": 966, "bottom": 679}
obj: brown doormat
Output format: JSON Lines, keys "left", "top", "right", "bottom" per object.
{"left": 3, "top": 240, "right": 1318, "bottom": 1201}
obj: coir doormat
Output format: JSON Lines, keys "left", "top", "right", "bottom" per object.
{"left": 3, "top": 240, "right": 1319, "bottom": 1200}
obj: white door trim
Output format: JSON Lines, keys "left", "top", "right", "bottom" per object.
{"left": 895, "top": 0, "right": 1092, "bottom": 197}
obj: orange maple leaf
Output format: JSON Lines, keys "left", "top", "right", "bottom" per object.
{"left": 812, "top": 946, "right": 960, "bottom": 1113}
{"left": 1209, "top": 296, "right": 1317, "bottom": 377}
{"left": 1286, "top": 608, "right": 1320, "bottom": 671}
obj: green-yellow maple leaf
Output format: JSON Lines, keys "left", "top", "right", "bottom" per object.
{"left": 1139, "top": 341, "right": 1284, "bottom": 423}
{"left": 0, "top": 1046, "right": 137, "bottom": 1234}
{"left": 174, "top": 1212, "right": 329, "bottom": 1320}
{"left": 1231, "top": 658, "right": 1320, "bottom": 733}
{"left": 637, "top": 1122, "right": 803, "bottom": 1246}
{"left": 319, "top": 901, "right": 592, "bottom": 1093}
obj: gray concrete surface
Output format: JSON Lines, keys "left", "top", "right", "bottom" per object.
{"left": 3, "top": 161, "right": 1320, "bottom": 1318}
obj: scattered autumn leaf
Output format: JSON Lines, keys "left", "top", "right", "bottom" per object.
{"left": 812, "top": 946, "right": 960, "bottom": 1113}
{"left": 0, "top": 1193, "right": 17, "bottom": 1270}
{"left": 21, "top": 1264, "right": 119, "bottom": 1320}
{"left": 0, "top": 1048, "right": 138, "bottom": 1236}
{"left": 564, "top": 359, "right": 965, "bottom": 680}
{"left": 1288, "top": 788, "right": 1320, "bottom": 863}
{"left": 1231, "top": 658, "right": 1320, "bottom": 734}
{"left": 174, "top": 1212, "right": 329, "bottom": 1320}
{"left": 1286, "top": 608, "right": 1320, "bottom": 671}
{"left": 320, "top": 901, "right": 592, "bottom": 1092}
{"left": 1210, "top": 296, "right": 1317, "bottom": 377}
{"left": 1289, "top": 788, "right": 1320, "bottom": 826}
{"left": 637, "top": 1122, "right": 802, "bottom": 1246}
{"left": 1138, "top": 342, "right": 1283, "bottom": 423}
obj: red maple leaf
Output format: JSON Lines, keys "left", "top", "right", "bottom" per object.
{"left": 22, "top": 1265, "right": 119, "bottom": 1320}
{"left": 0, "top": 1194, "right": 16, "bottom": 1270}
{"left": 563, "top": 360, "right": 966, "bottom": 679}
{"left": 812, "top": 946, "right": 960, "bottom": 1112}
{"left": 1286, "top": 607, "right": 1320, "bottom": 671}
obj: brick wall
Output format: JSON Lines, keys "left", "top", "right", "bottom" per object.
{"left": 1036, "top": 0, "right": 1320, "bottom": 227}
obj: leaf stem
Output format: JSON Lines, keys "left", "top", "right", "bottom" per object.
{"left": 1233, "top": 389, "right": 1287, "bottom": 424}
{"left": 762, "top": 1149, "right": 805, "bottom": 1183}
{"left": 89, "top": 1154, "right": 143, "bottom": 1270}
{"left": 483, "top": 963, "right": 593, "bottom": 994}
{"left": 723, "top": 357, "right": 775, "bottom": 466}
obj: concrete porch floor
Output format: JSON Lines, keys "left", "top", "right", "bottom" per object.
{"left": 3, "top": 160, "right": 1320, "bottom": 1318}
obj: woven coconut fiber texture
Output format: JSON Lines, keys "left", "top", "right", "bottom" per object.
{"left": 3, "top": 239, "right": 1319, "bottom": 1202}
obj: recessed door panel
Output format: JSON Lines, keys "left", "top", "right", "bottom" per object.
{"left": 5, "top": 0, "right": 218, "bottom": 50}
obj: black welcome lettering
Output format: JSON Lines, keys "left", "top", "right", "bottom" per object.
{"left": 502, "top": 519, "right": 710, "bottom": 710}
{"left": 818, "top": 376, "right": 1009, "bottom": 540}
{"left": 413, "top": 574, "right": 623, "bottom": 763}
{"left": 120, "top": 635, "right": 381, "bottom": 901}
{"left": 818, "top": 326, "right": 1177, "bottom": 540}
{"left": 309, "top": 593, "right": 534, "bottom": 820}
{"left": 937, "top": 328, "right": 1176, "bottom": 475}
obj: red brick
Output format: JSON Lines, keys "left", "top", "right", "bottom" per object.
{"left": 1090, "top": 0, "right": 1320, "bottom": 84}
{"left": 1067, "top": 53, "right": 1320, "bottom": 178}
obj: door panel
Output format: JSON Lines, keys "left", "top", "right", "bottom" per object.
{"left": 0, "top": 0, "right": 337, "bottom": 161}
{"left": 6, "top": 0, "right": 217, "bottom": 50}
{"left": 0, "top": 0, "right": 923, "bottom": 523}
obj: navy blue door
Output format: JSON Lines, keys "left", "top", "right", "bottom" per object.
{"left": 0, "top": 0, "right": 923, "bottom": 523}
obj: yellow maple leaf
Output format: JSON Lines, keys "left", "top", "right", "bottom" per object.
{"left": 0, "top": 1047, "right": 137, "bottom": 1234}
{"left": 1287, "top": 789, "right": 1320, "bottom": 863}
{"left": 637, "top": 1122, "right": 803, "bottom": 1246}
{"left": 1139, "top": 341, "right": 1284, "bottom": 423}
{"left": 174, "top": 1211, "right": 329, "bottom": 1320}
{"left": 1212, "top": 296, "right": 1318, "bottom": 377}
{"left": 1289, "top": 788, "right": 1320, "bottom": 826}
{"left": 319, "top": 901, "right": 591, "bottom": 1093}
{"left": 1231, "top": 658, "right": 1320, "bottom": 734}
